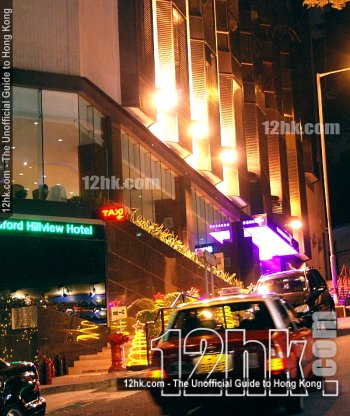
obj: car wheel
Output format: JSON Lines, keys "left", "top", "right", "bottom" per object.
{"left": 3, "top": 403, "right": 25, "bottom": 416}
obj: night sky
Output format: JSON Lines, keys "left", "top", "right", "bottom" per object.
{"left": 312, "top": 5, "right": 350, "bottom": 227}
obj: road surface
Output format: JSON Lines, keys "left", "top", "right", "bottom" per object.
{"left": 45, "top": 322, "right": 350, "bottom": 416}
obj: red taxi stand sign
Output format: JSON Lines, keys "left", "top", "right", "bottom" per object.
{"left": 100, "top": 205, "right": 126, "bottom": 221}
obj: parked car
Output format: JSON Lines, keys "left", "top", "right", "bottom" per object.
{"left": 147, "top": 294, "right": 316, "bottom": 416}
{"left": 0, "top": 358, "right": 46, "bottom": 416}
{"left": 255, "top": 268, "right": 335, "bottom": 323}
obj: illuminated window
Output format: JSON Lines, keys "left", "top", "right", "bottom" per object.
{"left": 13, "top": 87, "right": 107, "bottom": 201}
{"left": 42, "top": 90, "right": 79, "bottom": 198}
{"left": 13, "top": 87, "right": 43, "bottom": 199}
{"left": 192, "top": 188, "right": 230, "bottom": 246}
{"left": 121, "top": 132, "right": 177, "bottom": 225}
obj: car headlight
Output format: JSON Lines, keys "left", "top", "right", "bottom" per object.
{"left": 294, "top": 304, "right": 310, "bottom": 314}
{"left": 256, "top": 286, "right": 271, "bottom": 295}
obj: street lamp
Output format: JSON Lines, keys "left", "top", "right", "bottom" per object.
{"left": 316, "top": 67, "right": 350, "bottom": 304}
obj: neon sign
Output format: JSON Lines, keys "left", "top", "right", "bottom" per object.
{"left": 209, "top": 222, "right": 232, "bottom": 244}
{"left": 100, "top": 205, "right": 126, "bottom": 221}
{"left": 242, "top": 214, "right": 267, "bottom": 227}
{"left": 0, "top": 219, "right": 94, "bottom": 236}
{"left": 209, "top": 222, "right": 230, "bottom": 229}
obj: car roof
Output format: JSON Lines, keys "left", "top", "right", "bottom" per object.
{"left": 175, "top": 293, "right": 280, "bottom": 311}
{"left": 258, "top": 269, "right": 307, "bottom": 282}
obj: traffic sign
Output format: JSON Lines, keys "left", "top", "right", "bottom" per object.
{"left": 204, "top": 250, "right": 217, "bottom": 266}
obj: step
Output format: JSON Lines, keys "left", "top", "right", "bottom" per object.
{"left": 50, "top": 372, "right": 114, "bottom": 386}
{"left": 79, "top": 352, "right": 111, "bottom": 360}
{"left": 71, "top": 359, "right": 110, "bottom": 368}
{"left": 67, "top": 342, "right": 133, "bottom": 376}
{"left": 68, "top": 367, "right": 110, "bottom": 375}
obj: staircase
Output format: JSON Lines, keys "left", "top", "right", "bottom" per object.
{"left": 62, "top": 340, "right": 132, "bottom": 376}
{"left": 68, "top": 345, "right": 112, "bottom": 375}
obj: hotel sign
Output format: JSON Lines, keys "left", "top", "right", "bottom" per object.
{"left": 0, "top": 218, "right": 95, "bottom": 237}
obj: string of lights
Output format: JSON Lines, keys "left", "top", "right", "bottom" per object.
{"left": 0, "top": 297, "right": 39, "bottom": 363}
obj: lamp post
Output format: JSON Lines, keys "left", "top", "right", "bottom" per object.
{"left": 316, "top": 67, "right": 350, "bottom": 304}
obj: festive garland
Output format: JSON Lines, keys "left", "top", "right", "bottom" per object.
{"left": 126, "top": 209, "right": 242, "bottom": 287}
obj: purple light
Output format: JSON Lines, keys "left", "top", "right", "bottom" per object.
{"left": 209, "top": 230, "right": 231, "bottom": 244}
{"left": 244, "top": 226, "right": 298, "bottom": 260}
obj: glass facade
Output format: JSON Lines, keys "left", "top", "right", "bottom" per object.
{"left": 13, "top": 87, "right": 43, "bottom": 199}
{"left": 13, "top": 87, "right": 106, "bottom": 201}
{"left": 192, "top": 188, "right": 230, "bottom": 247}
{"left": 121, "top": 132, "right": 176, "bottom": 224}
{"left": 42, "top": 90, "right": 80, "bottom": 198}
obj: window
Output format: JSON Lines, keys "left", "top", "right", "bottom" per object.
{"left": 121, "top": 132, "right": 177, "bottom": 226}
{"left": 79, "top": 96, "right": 104, "bottom": 146}
{"left": 216, "top": 1, "right": 228, "bottom": 32}
{"left": 192, "top": 188, "right": 230, "bottom": 247}
{"left": 257, "top": 274, "right": 307, "bottom": 294}
{"left": 13, "top": 87, "right": 107, "bottom": 201}
{"left": 308, "top": 270, "right": 326, "bottom": 290}
{"left": 42, "top": 90, "right": 80, "bottom": 198}
{"left": 168, "top": 301, "right": 274, "bottom": 338}
{"left": 189, "top": 0, "right": 201, "bottom": 16}
{"left": 13, "top": 87, "right": 43, "bottom": 199}
{"left": 262, "top": 62, "right": 274, "bottom": 92}
{"left": 275, "top": 299, "right": 300, "bottom": 330}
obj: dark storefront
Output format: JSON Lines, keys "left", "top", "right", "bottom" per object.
{"left": 0, "top": 215, "right": 107, "bottom": 366}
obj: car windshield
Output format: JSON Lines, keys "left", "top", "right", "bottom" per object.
{"left": 164, "top": 301, "right": 275, "bottom": 339}
{"left": 257, "top": 273, "right": 307, "bottom": 294}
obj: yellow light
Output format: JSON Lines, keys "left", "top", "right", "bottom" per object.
{"left": 221, "top": 148, "right": 237, "bottom": 165}
{"left": 267, "top": 357, "right": 286, "bottom": 373}
{"left": 76, "top": 320, "right": 100, "bottom": 341}
{"left": 289, "top": 219, "right": 302, "bottom": 230}
{"left": 257, "top": 285, "right": 270, "bottom": 295}
{"left": 156, "top": 88, "right": 178, "bottom": 112}
{"left": 190, "top": 121, "right": 208, "bottom": 139}
{"left": 184, "top": 154, "right": 197, "bottom": 169}
{"left": 127, "top": 325, "right": 148, "bottom": 367}
{"left": 146, "top": 368, "right": 166, "bottom": 379}
{"left": 201, "top": 309, "right": 213, "bottom": 319}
